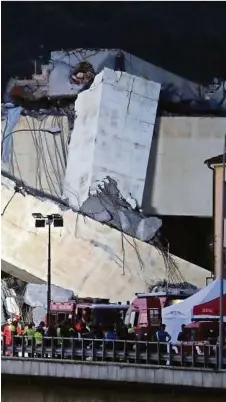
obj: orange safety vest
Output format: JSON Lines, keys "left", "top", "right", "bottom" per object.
{"left": 3, "top": 324, "right": 14, "bottom": 346}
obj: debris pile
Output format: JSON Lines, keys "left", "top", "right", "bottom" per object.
{"left": 81, "top": 176, "right": 162, "bottom": 243}
{"left": 149, "top": 279, "right": 198, "bottom": 295}
{"left": 1, "top": 276, "right": 75, "bottom": 326}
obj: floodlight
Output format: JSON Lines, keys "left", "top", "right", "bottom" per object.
{"left": 32, "top": 213, "right": 44, "bottom": 219}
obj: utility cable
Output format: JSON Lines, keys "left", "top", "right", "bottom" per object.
{"left": 36, "top": 117, "right": 60, "bottom": 196}
{"left": 42, "top": 117, "right": 62, "bottom": 194}
{"left": 25, "top": 115, "right": 44, "bottom": 193}
{"left": 1, "top": 190, "right": 16, "bottom": 217}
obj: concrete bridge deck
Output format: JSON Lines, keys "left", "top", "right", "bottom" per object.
{"left": 2, "top": 357, "right": 226, "bottom": 390}
{"left": 1, "top": 176, "right": 209, "bottom": 302}
{"left": 2, "top": 337, "right": 226, "bottom": 390}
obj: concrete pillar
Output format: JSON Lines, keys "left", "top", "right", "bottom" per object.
{"left": 64, "top": 68, "right": 160, "bottom": 209}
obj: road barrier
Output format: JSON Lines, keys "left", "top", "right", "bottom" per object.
{"left": 1, "top": 336, "right": 226, "bottom": 369}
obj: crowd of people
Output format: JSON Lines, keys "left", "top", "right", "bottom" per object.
{"left": 1, "top": 314, "right": 173, "bottom": 352}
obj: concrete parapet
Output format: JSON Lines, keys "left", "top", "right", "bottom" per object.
{"left": 2, "top": 358, "right": 226, "bottom": 389}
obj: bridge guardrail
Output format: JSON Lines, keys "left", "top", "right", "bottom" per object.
{"left": 1, "top": 336, "right": 226, "bottom": 369}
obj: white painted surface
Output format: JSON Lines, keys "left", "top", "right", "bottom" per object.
{"left": 1, "top": 176, "right": 209, "bottom": 302}
{"left": 64, "top": 68, "right": 160, "bottom": 208}
{"left": 144, "top": 116, "right": 225, "bottom": 216}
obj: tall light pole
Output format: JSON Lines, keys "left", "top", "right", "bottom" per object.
{"left": 219, "top": 135, "right": 226, "bottom": 369}
{"left": 32, "top": 213, "right": 64, "bottom": 326}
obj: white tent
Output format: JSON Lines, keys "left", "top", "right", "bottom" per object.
{"left": 162, "top": 278, "right": 226, "bottom": 342}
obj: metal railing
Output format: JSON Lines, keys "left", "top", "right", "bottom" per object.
{"left": 1, "top": 336, "right": 226, "bottom": 369}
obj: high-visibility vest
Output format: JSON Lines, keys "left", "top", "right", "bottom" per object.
{"left": 34, "top": 331, "right": 43, "bottom": 345}
{"left": 9, "top": 324, "right": 16, "bottom": 333}
{"left": 26, "top": 329, "right": 36, "bottom": 338}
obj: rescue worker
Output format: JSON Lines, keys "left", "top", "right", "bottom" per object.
{"left": 114, "top": 320, "right": 127, "bottom": 340}
{"left": 104, "top": 326, "right": 117, "bottom": 351}
{"left": 34, "top": 327, "right": 43, "bottom": 357}
{"left": 23, "top": 323, "right": 29, "bottom": 335}
{"left": 37, "top": 321, "right": 45, "bottom": 336}
{"left": 56, "top": 323, "right": 61, "bottom": 338}
{"left": 34, "top": 327, "right": 43, "bottom": 345}
{"left": 156, "top": 324, "right": 171, "bottom": 363}
{"left": 24, "top": 323, "right": 36, "bottom": 351}
{"left": 177, "top": 324, "right": 187, "bottom": 342}
{"left": 11, "top": 316, "right": 22, "bottom": 347}
{"left": 24, "top": 323, "right": 35, "bottom": 337}
{"left": 156, "top": 324, "right": 171, "bottom": 343}
{"left": 3, "top": 318, "right": 16, "bottom": 356}
{"left": 16, "top": 316, "right": 23, "bottom": 336}
{"left": 127, "top": 324, "right": 134, "bottom": 334}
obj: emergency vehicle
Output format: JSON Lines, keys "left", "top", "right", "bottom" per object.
{"left": 48, "top": 297, "right": 129, "bottom": 329}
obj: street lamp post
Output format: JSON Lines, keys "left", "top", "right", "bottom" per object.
{"left": 32, "top": 213, "right": 64, "bottom": 326}
{"left": 219, "top": 134, "right": 226, "bottom": 369}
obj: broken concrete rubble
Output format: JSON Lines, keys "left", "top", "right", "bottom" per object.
{"left": 24, "top": 284, "right": 75, "bottom": 308}
{"left": 149, "top": 280, "right": 199, "bottom": 294}
{"left": 1, "top": 279, "right": 22, "bottom": 322}
{"left": 81, "top": 177, "right": 162, "bottom": 242}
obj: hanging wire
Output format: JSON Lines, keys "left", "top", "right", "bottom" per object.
{"left": 1, "top": 190, "right": 17, "bottom": 216}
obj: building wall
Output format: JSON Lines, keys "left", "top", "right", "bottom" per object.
{"left": 1, "top": 115, "right": 69, "bottom": 198}
{"left": 214, "top": 165, "right": 226, "bottom": 278}
{"left": 64, "top": 68, "right": 160, "bottom": 208}
{"left": 1, "top": 176, "right": 209, "bottom": 301}
{"left": 143, "top": 116, "right": 225, "bottom": 217}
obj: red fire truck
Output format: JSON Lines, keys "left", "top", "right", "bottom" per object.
{"left": 48, "top": 297, "right": 129, "bottom": 330}
{"left": 124, "top": 289, "right": 194, "bottom": 338}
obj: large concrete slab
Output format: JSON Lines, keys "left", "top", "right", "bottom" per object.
{"left": 64, "top": 68, "right": 160, "bottom": 208}
{"left": 1, "top": 176, "right": 209, "bottom": 301}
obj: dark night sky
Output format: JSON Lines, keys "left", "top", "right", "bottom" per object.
{"left": 2, "top": 1, "right": 226, "bottom": 92}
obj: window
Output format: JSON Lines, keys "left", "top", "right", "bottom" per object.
{"left": 124, "top": 312, "right": 130, "bottom": 326}
{"left": 149, "top": 308, "right": 160, "bottom": 326}
{"left": 126, "top": 311, "right": 139, "bottom": 327}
